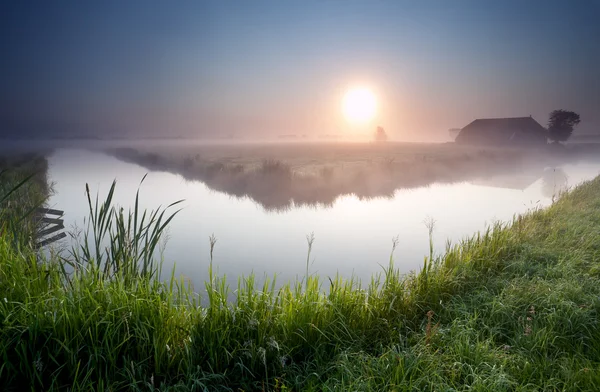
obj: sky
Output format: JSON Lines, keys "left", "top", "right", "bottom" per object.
{"left": 1, "top": 0, "right": 599, "bottom": 140}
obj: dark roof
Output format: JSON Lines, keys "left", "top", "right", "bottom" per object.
{"left": 456, "top": 117, "right": 548, "bottom": 145}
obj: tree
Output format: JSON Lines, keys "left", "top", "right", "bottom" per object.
{"left": 547, "top": 110, "right": 580, "bottom": 143}
{"left": 374, "top": 126, "right": 388, "bottom": 142}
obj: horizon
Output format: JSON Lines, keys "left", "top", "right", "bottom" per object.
{"left": 1, "top": 0, "right": 599, "bottom": 141}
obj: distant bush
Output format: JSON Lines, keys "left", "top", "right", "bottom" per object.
{"left": 319, "top": 166, "right": 335, "bottom": 181}
{"left": 374, "top": 126, "right": 388, "bottom": 142}
{"left": 144, "top": 152, "right": 162, "bottom": 166}
{"left": 204, "top": 162, "right": 226, "bottom": 177}
{"left": 259, "top": 159, "right": 292, "bottom": 178}
{"left": 228, "top": 164, "right": 245, "bottom": 174}
{"left": 183, "top": 156, "right": 194, "bottom": 169}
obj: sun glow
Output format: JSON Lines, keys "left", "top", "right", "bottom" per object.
{"left": 342, "top": 87, "right": 377, "bottom": 124}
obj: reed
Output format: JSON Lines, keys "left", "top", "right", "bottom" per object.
{"left": 66, "top": 175, "right": 182, "bottom": 284}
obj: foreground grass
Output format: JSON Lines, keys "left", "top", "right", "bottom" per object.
{"left": 2, "top": 176, "right": 600, "bottom": 390}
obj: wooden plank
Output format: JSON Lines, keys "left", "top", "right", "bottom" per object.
{"left": 39, "top": 217, "right": 63, "bottom": 225}
{"left": 35, "top": 207, "right": 64, "bottom": 216}
{"left": 36, "top": 232, "right": 67, "bottom": 248}
{"left": 38, "top": 224, "right": 64, "bottom": 237}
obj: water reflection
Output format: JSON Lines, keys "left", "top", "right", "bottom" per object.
{"left": 470, "top": 168, "right": 544, "bottom": 190}
{"left": 541, "top": 168, "right": 569, "bottom": 199}
{"left": 46, "top": 149, "right": 600, "bottom": 290}
{"left": 108, "top": 147, "right": 564, "bottom": 212}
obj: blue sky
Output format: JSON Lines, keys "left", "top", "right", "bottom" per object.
{"left": 1, "top": 0, "right": 598, "bottom": 139}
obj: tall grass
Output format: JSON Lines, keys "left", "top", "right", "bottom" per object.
{"left": 1, "top": 174, "right": 600, "bottom": 390}
{"left": 67, "top": 175, "right": 182, "bottom": 283}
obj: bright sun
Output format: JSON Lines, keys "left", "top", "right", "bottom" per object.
{"left": 342, "top": 87, "right": 377, "bottom": 124}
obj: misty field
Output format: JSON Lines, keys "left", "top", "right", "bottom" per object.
{"left": 109, "top": 141, "right": 551, "bottom": 174}
{"left": 105, "top": 141, "right": 593, "bottom": 211}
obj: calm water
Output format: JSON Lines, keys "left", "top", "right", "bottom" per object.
{"left": 46, "top": 149, "right": 600, "bottom": 288}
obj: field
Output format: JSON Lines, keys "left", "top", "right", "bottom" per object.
{"left": 105, "top": 141, "right": 596, "bottom": 211}
{"left": 2, "top": 154, "right": 600, "bottom": 390}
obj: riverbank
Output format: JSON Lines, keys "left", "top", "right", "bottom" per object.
{"left": 0, "top": 153, "right": 50, "bottom": 247}
{"left": 2, "top": 173, "right": 600, "bottom": 390}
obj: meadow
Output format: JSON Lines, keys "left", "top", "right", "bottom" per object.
{"left": 1, "top": 152, "right": 600, "bottom": 390}
{"left": 105, "top": 141, "right": 594, "bottom": 211}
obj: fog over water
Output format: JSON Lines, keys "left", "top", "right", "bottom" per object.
{"left": 45, "top": 148, "right": 600, "bottom": 289}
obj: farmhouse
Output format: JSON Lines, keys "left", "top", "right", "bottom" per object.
{"left": 455, "top": 116, "right": 548, "bottom": 146}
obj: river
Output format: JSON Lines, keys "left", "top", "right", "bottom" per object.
{"left": 46, "top": 148, "right": 600, "bottom": 289}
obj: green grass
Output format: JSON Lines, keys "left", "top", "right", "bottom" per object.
{"left": 2, "top": 170, "right": 600, "bottom": 390}
{"left": 0, "top": 154, "right": 49, "bottom": 248}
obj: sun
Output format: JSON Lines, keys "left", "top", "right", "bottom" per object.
{"left": 342, "top": 87, "right": 377, "bottom": 124}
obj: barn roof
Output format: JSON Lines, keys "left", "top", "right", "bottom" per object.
{"left": 456, "top": 116, "right": 548, "bottom": 145}
{"left": 462, "top": 117, "right": 546, "bottom": 136}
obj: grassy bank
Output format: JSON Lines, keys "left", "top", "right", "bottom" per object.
{"left": 2, "top": 174, "right": 600, "bottom": 390}
{"left": 0, "top": 153, "right": 50, "bottom": 247}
